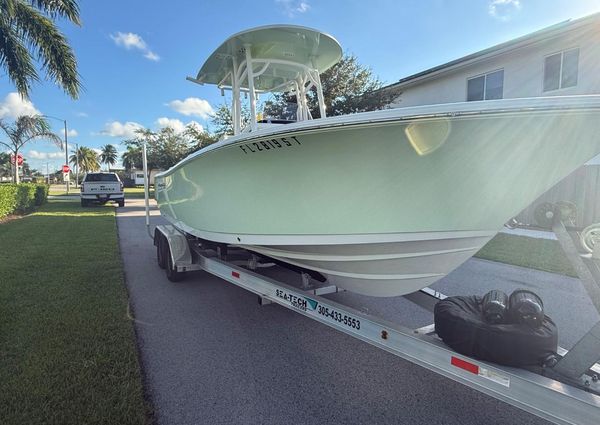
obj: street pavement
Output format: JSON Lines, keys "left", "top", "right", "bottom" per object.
{"left": 116, "top": 198, "right": 599, "bottom": 425}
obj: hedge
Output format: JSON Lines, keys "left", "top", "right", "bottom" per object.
{"left": 0, "top": 183, "right": 49, "bottom": 219}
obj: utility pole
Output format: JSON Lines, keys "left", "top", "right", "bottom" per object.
{"left": 43, "top": 115, "right": 69, "bottom": 193}
{"left": 64, "top": 120, "right": 69, "bottom": 194}
{"left": 75, "top": 143, "right": 79, "bottom": 188}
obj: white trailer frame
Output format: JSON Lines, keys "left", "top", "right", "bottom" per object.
{"left": 151, "top": 221, "right": 600, "bottom": 425}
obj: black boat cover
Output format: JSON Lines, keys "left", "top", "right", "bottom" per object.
{"left": 434, "top": 295, "right": 558, "bottom": 367}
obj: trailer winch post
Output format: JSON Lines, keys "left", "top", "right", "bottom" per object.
{"left": 142, "top": 140, "right": 152, "bottom": 239}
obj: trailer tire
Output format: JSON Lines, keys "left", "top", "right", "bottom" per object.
{"left": 166, "top": 243, "right": 185, "bottom": 282}
{"left": 156, "top": 234, "right": 167, "bottom": 269}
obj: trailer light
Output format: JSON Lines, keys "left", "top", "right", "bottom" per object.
{"left": 232, "top": 271, "right": 240, "bottom": 278}
{"left": 381, "top": 330, "right": 388, "bottom": 340}
{"left": 451, "top": 356, "right": 479, "bottom": 375}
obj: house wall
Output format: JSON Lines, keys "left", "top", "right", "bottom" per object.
{"left": 390, "top": 23, "right": 600, "bottom": 108}
{"left": 131, "top": 169, "right": 162, "bottom": 185}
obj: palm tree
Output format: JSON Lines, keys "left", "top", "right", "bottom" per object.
{"left": 0, "top": 0, "right": 81, "bottom": 99}
{"left": 99, "top": 144, "right": 117, "bottom": 171}
{"left": 121, "top": 127, "right": 155, "bottom": 172}
{"left": 69, "top": 146, "right": 99, "bottom": 173}
{"left": 121, "top": 145, "right": 141, "bottom": 171}
{"left": 0, "top": 115, "right": 62, "bottom": 183}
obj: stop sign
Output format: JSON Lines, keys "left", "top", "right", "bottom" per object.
{"left": 62, "top": 164, "right": 70, "bottom": 173}
{"left": 10, "top": 153, "right": 23, "bottom": 165}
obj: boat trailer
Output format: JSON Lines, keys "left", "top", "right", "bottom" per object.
{"left": 144, "top": 170, "right": 600, "bottom": 425}
{"left": 150, "top": 217, "right": 600, "bottom": 425}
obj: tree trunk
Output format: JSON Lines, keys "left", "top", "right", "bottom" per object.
{"left": 13, "top": 149, "right": 19, "bottom": 184}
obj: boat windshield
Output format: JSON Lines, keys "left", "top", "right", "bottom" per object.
{"left": 263, "top": 101, "right": 299, "bottom": 122}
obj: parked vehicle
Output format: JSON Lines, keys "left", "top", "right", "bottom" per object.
{"left": 80, "top": 172, "right": 124, "bottom": 207}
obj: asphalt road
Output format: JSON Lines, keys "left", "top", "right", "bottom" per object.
{"left": 116, "top": 198, "right": 599, "bottom": 425}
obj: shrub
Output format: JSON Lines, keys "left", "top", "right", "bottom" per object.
{"left": 0, "top": 184, "right": 18, "bottom": 219}
{"left": 34, "top": 184, "right": 49, "bottom": 206}
{"left": 0, "top": 183, "right": 49, "bottom": 219}
{"left": 15, "top": 184, "right": 36, "bottom": 213}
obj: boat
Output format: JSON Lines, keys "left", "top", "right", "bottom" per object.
{"left": 155, "top": 25, "right": 600, "bottom": 297}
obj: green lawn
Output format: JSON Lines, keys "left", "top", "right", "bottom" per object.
{"left": 475, "top": 233, "right": 577, "bottom": 277}
{"left": 123, "top": 187, "right": 154, "bottom": 199}
{"left": 48, "top": 186, "right": 153, "bottom": 198}
{"left": 48, "top": 186, "right": 80, "bottom": 195}
{"left": 0, "top": 201, "right": 149, "bottom": 425}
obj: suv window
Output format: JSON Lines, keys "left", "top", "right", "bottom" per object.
{"left": 84, "top": 173, "right": 118, "bottom": 182}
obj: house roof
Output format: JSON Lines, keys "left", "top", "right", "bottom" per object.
{"left": 381, "top": 12, "right": 600, "bottom": 92}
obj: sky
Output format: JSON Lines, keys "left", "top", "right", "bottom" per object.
{"left": 2, "top": 0, "right": 600, "bottom": 172}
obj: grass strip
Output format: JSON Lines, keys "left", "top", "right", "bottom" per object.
{"left": 475, "top": 233, "right": 577, "bottom": 277}
{"left": 49, "top": 187, "right": 154, "bottom": 199}
{"left": 0, "top": 201, "right": 148, "bottom": 425}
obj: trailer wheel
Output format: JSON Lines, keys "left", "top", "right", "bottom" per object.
{"left": 581, "top": 224, "right": 600, "bottom": 253}
{"left": 156, "top": 234, "right": 167, "bottom": 269}
{"left": 166, "top": 243, "right": 185, "bottom": 282}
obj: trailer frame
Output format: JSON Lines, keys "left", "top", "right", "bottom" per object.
{"left": 152, "top": 221, "right": 600, "bottom": 425}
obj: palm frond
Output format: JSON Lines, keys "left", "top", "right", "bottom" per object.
{"left": 0, "top": 119, "right": 15, "bottom": 138}
{"left": 22, "top": 130, "right": 63, "bottom": 150}
{"left": 0, "top": 14, "right": 39, "bottom": 97}
{"left": 0, "top": 140, "right": 13, "bottom": 150}
{"left": 14, "top": 1, "right": 80, "bottom": 99}
{"left": 28, "top": 0, "right": 81, "bottom": 25}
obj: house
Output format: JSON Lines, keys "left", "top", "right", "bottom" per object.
{"left": 380, "top": 12, "right": 600, "bottom": 226}
{"left": 130, "top": 169, "right": 162, "bottom": 186}
{"left": 383, "top": 13, "right": 600, "bottom": 108}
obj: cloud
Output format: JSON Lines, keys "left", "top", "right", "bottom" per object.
{"left": 276, "top": 0, "right": 310, "bottom": 17}
{"left": 27, "top": 150, "right": 64, "bottom": 160}
{"left": 76, "top": 112, "right": 88, "bottom": 117}
{"left": 0, "top": 92, "right": 40, "bottom": 119}
{"left": 67, "top": 129, "right": 78, "bottom": 137}
{"left": 167, "top": 97, "right": 214, "bottom": 119}
{"left": 156, "top": 117, "right": 204, "bottom": 134}
{"left": 110, "top": 32, "right": 146, "bottom": 50}
{"left": 110, "top": 31, "right": 160, "bottom": 61}
{"left": 100, "top": 121, "right": 143, "bottom": 138}
{"left": 144, "top": 51, "right": 160, "bottom": 62}
{"left": 488, "top": 0, "right": 521, "bottom": 21}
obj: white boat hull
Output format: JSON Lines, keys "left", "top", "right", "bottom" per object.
{"left": 238, "top": 231, "right": 494, "bottom": 296}
{"left": 156, "top": 97, "right": 600, "bottom": 296}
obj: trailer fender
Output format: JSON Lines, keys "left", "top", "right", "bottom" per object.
{"left": 154, "top": 225, "right": 193, "bottom": 271}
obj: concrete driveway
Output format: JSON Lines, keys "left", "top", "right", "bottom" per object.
{"left": 116, "top": 198, "right": 599, "bottom": 425}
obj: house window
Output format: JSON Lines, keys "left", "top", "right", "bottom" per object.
{"left": 543, "top": 48, "right": 579, "bottom": 92}
{"left": 467, "top": 70, "right": 504, "bottom": 101}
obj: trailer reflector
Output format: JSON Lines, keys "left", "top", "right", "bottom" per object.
{"left": 451, "top": 356, "right": 511, "bottom": 387}
{"left": 232, "top": 271, "right": 240, "bottom": 278}
{"left": 451, "top": 356, "right": 479, "bottom": 374}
